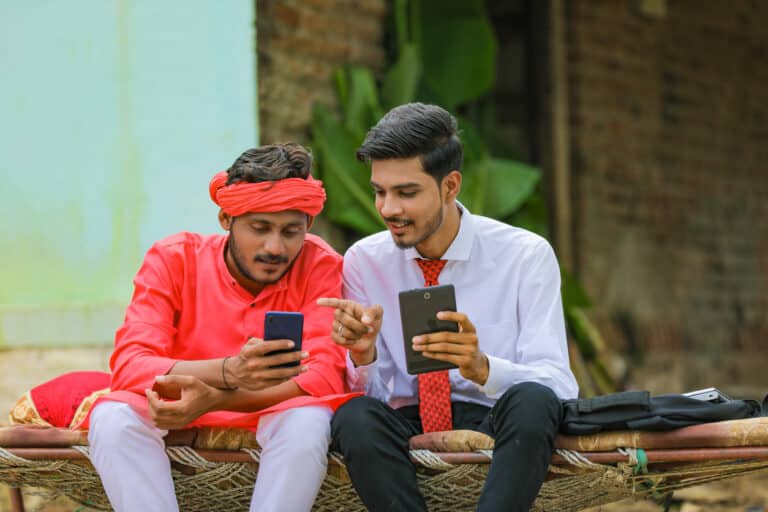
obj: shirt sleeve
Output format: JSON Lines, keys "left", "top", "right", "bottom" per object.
{"left": 340, "top": 247, "right": 391, "bottom": 401}
{"left": 477, "top": 240, "right": 579, "bottom": 400}
{"left": 292, "top": 251, "right": 348, "bottom": 397}
{"left": 109, "top": 242, "right": 182, "bottom": 394}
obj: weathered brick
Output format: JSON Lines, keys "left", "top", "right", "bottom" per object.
{"left": 257, "top": 0, "right": 386, "bottom": 143}
{"left": 569, "top": 0, "right": 768, "bottom": 392}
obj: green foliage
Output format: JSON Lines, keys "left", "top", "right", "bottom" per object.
{"left": 461, "top": 157, "right": 540, "bottom": 220}
{"left": 311, "top": 100, "right": 383, "bottom": 234}
{"left": 417, "top": 0, "right": 496, "bottom": 110}
{"left": 381, "top": 43, "right": 421, "bottom": 110}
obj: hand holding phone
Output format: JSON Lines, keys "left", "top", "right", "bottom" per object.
{"left": 400, "top": 285, "right": 489, "bottom": 384}
{"left": 225, "top": 312, "right": 307, "bottom": 390}
{"left": 399, "top": 284, "right": 460, "bottom": 374}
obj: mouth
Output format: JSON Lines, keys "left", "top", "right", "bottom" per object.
{"left": 254, "top": 256, "right": 288, "bottom": 267}
{"left": 253, "top": 260, "right": 286, "bottom": 278}
{"left": 385, "top": 219, "right": 412, "bottom": 235}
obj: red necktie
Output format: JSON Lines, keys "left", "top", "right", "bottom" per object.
{"left": 415, "top": 258, "right": 453, "bottom": 433}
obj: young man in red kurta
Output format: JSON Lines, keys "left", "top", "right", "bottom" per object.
{"left": 85, "top": 144, "right": 355, "bottom": 512}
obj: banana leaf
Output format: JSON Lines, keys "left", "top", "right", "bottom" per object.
{"left": 460, "top": 157, "right": 540, "bottom": 219}
{"left": 334, "top": 67, "right": 383, "bottom": 139}
{"left": 381, "top": 43, "right": 421, "bottom": 110}
{"left": 418, "top": 0, "right": 496, "bottom": 110}
{"left": 310, "top": 104, "right": 384, "bottom": 234}
{"left": 456, "top": 115, "right": 489, "bottom": 168}
{"left": 505, "top": 190, "right": 549, "bottom": 237}
{"left": 561, "top": 269, "right": 593, "bottom": 310}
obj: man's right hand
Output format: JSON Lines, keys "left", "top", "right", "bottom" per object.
{"left": 317, "top": 298, "right": 382, "bottom": 367}
{"left": 226, "top": 338, "right": 308, "bottom": 391}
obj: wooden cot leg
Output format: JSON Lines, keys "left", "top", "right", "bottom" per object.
{"left": 9, "top": 487, "right": 25, "bottom": 512}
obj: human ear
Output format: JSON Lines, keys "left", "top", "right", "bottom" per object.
{"left": 218, "top": 210, "right": 233, "bottom": 230}
{"left": 443, "top": 171, "right": 462, "bottom": 200}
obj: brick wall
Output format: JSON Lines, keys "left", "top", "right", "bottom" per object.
{"left": 257, "top": 0, "right": 387, "bottom": 144}
{"left": 567, "top": 0, "right": 768, "bottom": 394}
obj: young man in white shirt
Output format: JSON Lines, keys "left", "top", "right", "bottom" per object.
{"left": 318, "top": 102, "right": 578, "bottom": 511}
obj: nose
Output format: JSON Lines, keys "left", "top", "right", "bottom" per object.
{"left": 378, "top": 194, "right": 403, "bottom": 218}
{"left": 263, "top": 232, "right": 285, "bottom": 255}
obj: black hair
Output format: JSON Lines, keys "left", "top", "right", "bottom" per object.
{"left": 226, "top": 143, "right": 312, "bottom": 185}
{"left": 356, "top": 102, "right": 463, "bottom": 183}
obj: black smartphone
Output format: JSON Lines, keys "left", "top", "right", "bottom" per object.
{"left": 398, "top": 284, "right": 459, "bottom": 375}
{"left": 264, "top": 311, "right": 304, "bottom": 367}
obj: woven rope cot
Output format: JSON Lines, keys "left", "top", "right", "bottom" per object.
{"left": 4, "top": 418, "right": 768, "bottom": 511}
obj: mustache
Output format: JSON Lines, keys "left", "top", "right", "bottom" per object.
{"left": 254, "top": 254, "right": 289, "bottom": 265}
{"left": 383, "top": 216, "right": 412, "bottom": 225}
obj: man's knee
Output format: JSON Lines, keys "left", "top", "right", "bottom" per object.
{"left": 280, "top": 406, "right": 332, "bottom": 435}
{"left": 89, "top": 401, "right": 164, "bottom": 452}
{"left": 331, "top": 396, "right": 395, "bottom": 455}
{"left": 332, "top": 396, "right": 387, "bottom": 433}
{"left": 89, "top": 402, "right": 136, "bottom": 444}
{"left": 272, "top": 406, "right": 332, "bottom": 459}
{"left": 494, "top": 382, "right": 561, "bottom": 436}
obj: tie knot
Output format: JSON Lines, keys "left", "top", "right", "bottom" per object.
{"left": 416, "top": 259, "right": 447, "bottom": 287}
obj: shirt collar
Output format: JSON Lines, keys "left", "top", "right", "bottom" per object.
{"left": 403, "top": 201, "right": 475, "bottom": 262}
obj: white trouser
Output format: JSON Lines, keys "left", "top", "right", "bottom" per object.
{"left": 88, "top": 401, "right": 333, "bottom": 512}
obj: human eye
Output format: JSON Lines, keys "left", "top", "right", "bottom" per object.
{"left": 283, "top": 228, "right": 303, "bottom": 238}
{"left": 399, "top": 189, "right": 418, "bottom": 198}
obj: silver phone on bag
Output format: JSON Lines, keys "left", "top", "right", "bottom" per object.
{"left": 683, "top": 387, "right": 730, "bottom": 403}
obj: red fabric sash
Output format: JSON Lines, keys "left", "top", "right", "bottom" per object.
{"left": 209, "top": 171, "right": 326, "bottom": 217}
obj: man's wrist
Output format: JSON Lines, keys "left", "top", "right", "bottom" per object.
{"left": 210, "top": 384, "right": 236, "bottom": 412}
{"left": 350, "top": 347, "right": 377, "bottom": 367}
{"left": 470, "top": 353, "right": 490, "bottom": 386}
{"left": 222, "top": 356, "right": 239, "bottom": 390}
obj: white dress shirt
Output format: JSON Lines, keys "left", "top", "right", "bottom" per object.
{"left": 344, "top": 203, "right": 579, "bottom": 409}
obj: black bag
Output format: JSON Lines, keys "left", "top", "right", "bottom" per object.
{"left": 560, "top": 390, "right": 763, "bottom": 435}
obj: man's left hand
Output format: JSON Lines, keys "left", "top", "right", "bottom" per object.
{"left": 146, "top": 374, "right": 220, "bottom": 430}
{"left": 412, "top": 311, "right": 489, "bottom": 385}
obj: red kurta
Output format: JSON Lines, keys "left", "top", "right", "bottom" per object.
{"left": 79, "top": 232, "right": 356, "bottom": 429}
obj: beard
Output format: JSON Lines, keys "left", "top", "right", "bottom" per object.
{"left": 227, "top": 232, "right": 293, "bottom": 285}
{"left": 387, "top": 204, "right": 444, "bottom": 249}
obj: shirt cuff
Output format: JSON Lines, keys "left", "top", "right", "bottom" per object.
{"left": 476, "top": 354, "right": 515, "bottom": 399}
{"left": 345, "top": 351, "right": 378, "bottom": 393}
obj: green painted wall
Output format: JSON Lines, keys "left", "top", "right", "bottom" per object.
{"left": 0, "top": 1, "right": 257, "bottom": 346}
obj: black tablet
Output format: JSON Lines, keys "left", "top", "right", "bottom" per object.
{"left": 398, "top": 284, "right": 459, "bottom": 375}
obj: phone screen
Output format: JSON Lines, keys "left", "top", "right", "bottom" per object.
{"left": 264, "top": 311, "right": 303, "bottom": 367}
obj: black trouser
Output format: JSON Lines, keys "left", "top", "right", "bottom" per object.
{"left": 331, "top": 381, "right": 562, "bottom": 512}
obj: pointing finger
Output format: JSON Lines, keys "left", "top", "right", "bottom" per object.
{"left": 361, "top": 304, "right": 383, "bottom": 325}
{"left": 318, "top": 298, "right": 367, "bottom": 319}
{"left": 316, "top": 298, "right": 350, "bottom": 309}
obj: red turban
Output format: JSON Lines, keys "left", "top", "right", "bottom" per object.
{"left": 209, "top": 171, "right": 327, "bottom": 217}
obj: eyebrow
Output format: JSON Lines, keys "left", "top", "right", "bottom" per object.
{"left": 245, "top": 216, "right": 305, "bottom": 228}
{"left": 370, "top": 181, "right": 422, "bottom": 190}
